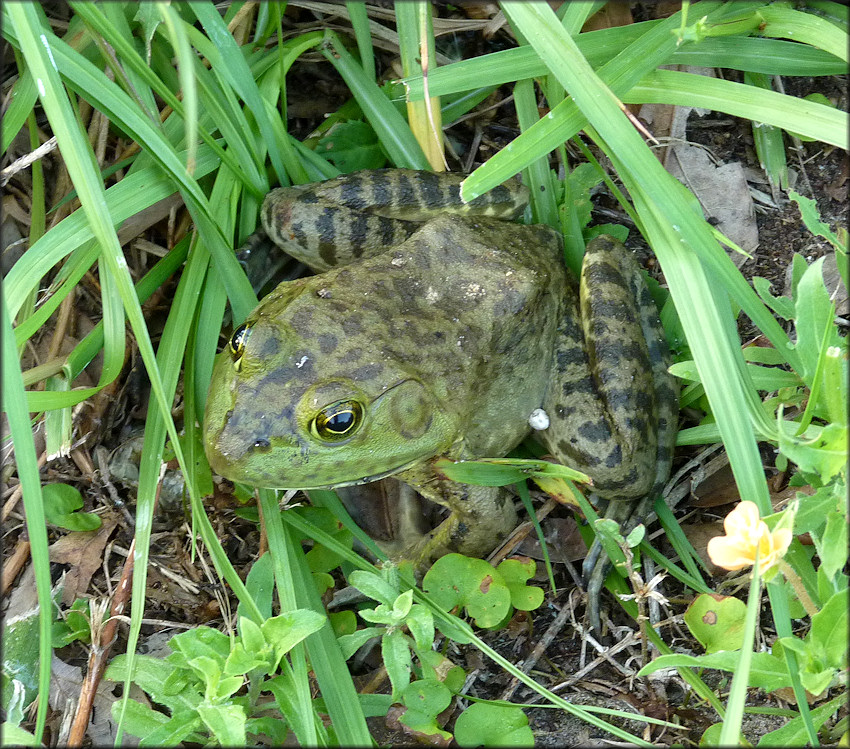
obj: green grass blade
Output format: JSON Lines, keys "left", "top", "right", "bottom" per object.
{"left": 1, "top": 64, "right": 37, "bottom": 153}
{"left": 1, "top": 300, "right": 53, "bottom": 743}
{"left": 157, "top": 2, "right": 199, "bottom": 176}
{"left": 8, "top": 146, "right": 221, "bottom": 336}
{"left": 188, "top": 1, "right": 290, "bottom": 185}
{"left": 758, "top": 5, "right": 848, "bottom": 62}
{"left": 346, "top": 0, "right": 375, "bottom": 81}
{"left": 744, "top": 72, "right": 788, "bottom": 191}
{"left": 625, "top": 69, "right": 848, "bottom": 149}
{"left": 322, "top": 30, "right": 430, "bottom": 170}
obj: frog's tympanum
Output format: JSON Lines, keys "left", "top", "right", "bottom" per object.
{"left": 204, "top": 169, "right": 678, "bottom": 628}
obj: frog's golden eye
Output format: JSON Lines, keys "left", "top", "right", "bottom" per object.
{"left": 228, "top": 323, "right": 251, "bottom": 370}
{"left": 312, "top": 400, "right": 364, "bottom": 442}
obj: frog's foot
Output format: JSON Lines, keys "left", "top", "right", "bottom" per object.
{"left": 395, "top": 485, "right": 518, "bottom": 574}
{"left": 581, "top": 494, "right": 654, "bottom": 634}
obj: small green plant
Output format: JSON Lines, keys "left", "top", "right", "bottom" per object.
{"left": 42, "top": 483, "right": 101, "bottom": 531}
{"left": 105, "top": 609, "right": 325, "bottom": 746}
{"left": 335, "top": 555, "right": 541, "bottom": 744}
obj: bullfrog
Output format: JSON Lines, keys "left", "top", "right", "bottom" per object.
{"left": 203, "top": 169, "right": 678, "bottom": 629}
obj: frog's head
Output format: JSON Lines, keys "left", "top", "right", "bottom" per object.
{"left": 203, "top": 285, "right": 459, "bottom": 490}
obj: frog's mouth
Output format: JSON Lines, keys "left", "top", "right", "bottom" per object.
{"left": 312, "top": 457, "right": 425, "bottom": 489}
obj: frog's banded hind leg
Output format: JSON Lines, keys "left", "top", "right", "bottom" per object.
{"left": 541, "top": 236, "right": 678, "bottom": 632}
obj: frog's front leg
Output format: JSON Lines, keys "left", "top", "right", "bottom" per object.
{"left": 391, "top": 465, "right": 518, "bottom": 572}
{"left": 542, "top": 235, "right": 678, "bottom": 632}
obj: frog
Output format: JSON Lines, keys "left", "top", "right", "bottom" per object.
{"left": 203, "top": 169, "right": 679, "bottom": 630}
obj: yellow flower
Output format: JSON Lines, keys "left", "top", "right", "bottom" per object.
{"left": 707, "top": 501, "right": 792, "bottom": 573}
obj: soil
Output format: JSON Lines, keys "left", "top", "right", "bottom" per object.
{"left": 2, "top": 3, "right": 846, "bottom": 746}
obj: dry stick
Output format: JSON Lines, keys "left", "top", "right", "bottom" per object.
{"left": 67, "top": 536, "right": 135, "bottom": 746}
{"left": 1, "top": 539, "right": 32, "bottom": 595}
{"left": 67, "top": 463, "right": 163, "bottom": 745}
{"left": 2, "top": 452, "right": 48, "bottom": 521}
{"left": 499, "top": 597, "right": 572, "bottom": 702}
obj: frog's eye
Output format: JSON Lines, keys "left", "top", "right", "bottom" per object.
{"left": 228, "top": 323, "right": 251, "bottom": 370}
{"left": 312, "top": 400, "right": 364, "bottom": 442}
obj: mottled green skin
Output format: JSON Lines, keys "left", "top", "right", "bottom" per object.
{"left": 204, "top": 169, "right": 678, "bottom": 574}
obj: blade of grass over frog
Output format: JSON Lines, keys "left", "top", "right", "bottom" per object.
{"left": 68, "top": 2, "right": 260, "bottom": 193}
{"left": 322, "top": 31, "right": 430, "bottom": 171}
{"left": 499, "top": 0, "right": 778, "bottom": 555}
{"left": 625, "top": 69, "right": 848, "bottom": 149}
{"left": 157, "top": 2, "right": 198, "bottom": 176}
{"left": 264, "top": 491, "right": 374, "bottom": 744}
{"left": 2, "top": 301, "right": 52, "bottom": 743}
{"left": 514, "top": 78, "right": 558, "bottom": 229}
{"left": 436, "top": 457, "right": 589, "bottom": 486}
{"left": 346, "top": 1, "right": 375, "bottom": 81}
{"left": 308, "top": 489, "right": 388, "bottom": 563}
{"left": 758, "top": 4, "right": 849, "bottom": 62}
{"left": 188, "top": 1, "right": 290, "bottom": 186}
{"left": 117, "top": 228, "right": 264, "bottom": 738}
{"left": 7, "top": 23, "right": 256, "bottom": 320}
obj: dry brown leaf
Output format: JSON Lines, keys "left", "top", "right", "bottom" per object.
{"left": 49, "top": 513, "right": 119, "bottom": 604}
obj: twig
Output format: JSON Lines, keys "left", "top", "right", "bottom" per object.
{"left": 1, "top": 539, "right": 31, "bottom": 595}
{"left": 67, "top": 538, "right": 135, "bottom": 746}
{"left": 0, "top": 137, "right": 58, "bottom": 186}
{"left": 2, "top": 452, "right": 48, "bottom": 521}
{"left": 500, "top": 597, "right": 572, "bottom": 702}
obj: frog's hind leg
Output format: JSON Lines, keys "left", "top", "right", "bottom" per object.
{"left": 542, "top": 235, "right": 678, "bottom": 632}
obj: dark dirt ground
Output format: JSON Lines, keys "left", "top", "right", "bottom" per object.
{"left": 2, "top": 3, "right": 847, "bottom": 746}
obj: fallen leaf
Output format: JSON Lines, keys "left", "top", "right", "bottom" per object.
{"left": 49, "top": 513, "right": 118, "bottom": 604}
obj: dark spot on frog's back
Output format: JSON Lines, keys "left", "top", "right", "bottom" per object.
{"left": 556, "top": 347, "right": 586, "bottom": 372}
{"left": 350, "top": 363, "right": 385, "bottom": 381}
{"left": 289, "top": 306, "right": 314, "bottom": 333}
{"left": 318, "top": 333, "right": 338, "bottom": 354}
{"left": 417, "top": 172, "right": 447, "bottom": 208}
{"left": 342, "top": 316, "right": 364, "bottom": 336}
{"left": 257, "top": 334, "right": 279, "bottom": 359}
